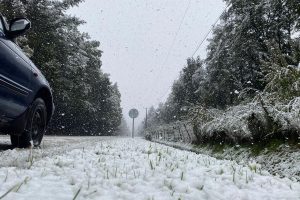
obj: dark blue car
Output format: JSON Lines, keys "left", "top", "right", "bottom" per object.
{"left": 0, "top": 14, "right": 54, "bottom": 148}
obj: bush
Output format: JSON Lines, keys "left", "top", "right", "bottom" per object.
{"left": 146, "top": 97, "right": 300, "bottom": 145}
{"left": 195, "top": 97, "right": 300, "bottom": 144}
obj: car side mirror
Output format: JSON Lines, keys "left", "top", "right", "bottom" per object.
{"left": 8, "top": 18, "right": 31, "bottom": 39}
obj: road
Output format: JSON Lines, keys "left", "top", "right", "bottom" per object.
{"left": 0, "top": 136, "right": 299, "bottom": 200}
{"left": 0, "top": 135, "right": 114, "bottom": 168}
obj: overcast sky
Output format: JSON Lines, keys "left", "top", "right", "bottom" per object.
{"left": 69, "top": 0, "right": 226, "bottom": 129}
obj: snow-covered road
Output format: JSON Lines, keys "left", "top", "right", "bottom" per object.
{"left": 0, "top": 136, "right": 299, "bottom": 200}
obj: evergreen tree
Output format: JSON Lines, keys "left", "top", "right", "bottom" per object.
{"left": 143, "top": 0, "right": 300, "bottom": 131}
{"left": 0, "top": 0, "right": 122, "bottom": 135}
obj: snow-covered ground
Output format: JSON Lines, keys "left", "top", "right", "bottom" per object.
{"left": 153, "top": 139, "right": 300, "bottom": 181}
{"left": 0, "top": 136, "right": 299, "bottom": 200}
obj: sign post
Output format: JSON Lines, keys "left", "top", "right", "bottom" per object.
{"left": 129, "top": 108, "right": 139, "bottom": 138}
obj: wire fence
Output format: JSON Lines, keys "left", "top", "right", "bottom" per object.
{"left": 144, "top": 121, "right": 196, "bottom": 143}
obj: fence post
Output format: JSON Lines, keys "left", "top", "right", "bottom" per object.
{"left": 184, "top": 123, "right": 192, "bottom": 143}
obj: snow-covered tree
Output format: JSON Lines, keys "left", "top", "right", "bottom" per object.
{"left": 0, "top": 0, "right": 122, "bottom": 135}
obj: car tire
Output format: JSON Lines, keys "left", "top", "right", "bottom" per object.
{"left": 10, "top": 98, "right": 47, "bottom": 148}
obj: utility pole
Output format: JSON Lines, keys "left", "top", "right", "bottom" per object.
{"left": 132, "top": 118, "right": 135, "bottom": 138}
{"left": 145, "top": 108, "right": 148, "bottom": 129}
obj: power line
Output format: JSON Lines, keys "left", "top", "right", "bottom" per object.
{"left": 154, "top": 4, "right": 230, "bottom": 106}
{"left": 153, "top": 0, "right": 192, "bottom": 106}
{"left": 161, "top": 0, "right": 192, "bottom": 70}
{"left": 156, "top": 85, "right": 172, "bottom": 103}
{"left": 191, "top": 4, "right": 230, "bottom": 57}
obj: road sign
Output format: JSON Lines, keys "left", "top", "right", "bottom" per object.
{"left": 129, "top": 108, "right": 139, "bottom": 119}
{"left": 129, "top": 108, "right": 139, "bottom": 138}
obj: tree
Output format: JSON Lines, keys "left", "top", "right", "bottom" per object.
{"left": 0, "top": 0, "right": 122, "bottom": 135}
{"left": 142, "top": 0, "right": 300, "bottom": 133}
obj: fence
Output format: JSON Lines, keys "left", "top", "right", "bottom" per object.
{"left": 144, "top": 121, "right": 196, "bottom": 143}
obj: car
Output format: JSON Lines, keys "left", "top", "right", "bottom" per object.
{"left": 0, "top": 14, "right": 54, "bottom": 148}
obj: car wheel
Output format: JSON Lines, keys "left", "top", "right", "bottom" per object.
{"left": 10, "top": 98, "right": 47, "bottom": 148}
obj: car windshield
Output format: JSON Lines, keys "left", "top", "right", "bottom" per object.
{"left": 0, "top": 1, "right": 300, "bottom": 199}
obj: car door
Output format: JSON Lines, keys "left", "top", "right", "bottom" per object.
{"left": 0, "top": 22, "right": 33, "bottom": 121}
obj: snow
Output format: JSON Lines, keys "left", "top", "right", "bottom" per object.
{"left": 0, "top": 137, "right": 299, "bottom": 200}
{"left": 147, "top": 97, "right": 300, "bottom": 145}
{"left": 153, "top": 139, "right": 300, "bottom": 182}
{"left": 291, "top": 30, "right": 300, "bottom": 39}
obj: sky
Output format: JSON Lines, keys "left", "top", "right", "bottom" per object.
{"left": 69, "top": 0, "right": 226, "bottom": 129}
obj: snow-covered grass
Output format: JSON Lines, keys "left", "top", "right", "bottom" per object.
{"left": 153, "top": 139, "right": 300, "bottom": 182}
{"left": 145, "top": 98, "right": 300, "bottom": 181}
{"left": 0, "top": 137, "right": 299, "bottom": 200}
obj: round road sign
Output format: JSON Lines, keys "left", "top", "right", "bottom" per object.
{"left": 129, "top": 108, "right": 139, "bottom": 119}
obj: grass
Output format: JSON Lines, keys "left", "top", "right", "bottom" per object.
{"left": 197, "top": 185, "right": 204, "bottom": 190}
{"left": 231, "top": 165, "right": 236, "bottom": 183}
{"left": 248, "top": 164, "right": 257, "bottom": 173}
{"left": 158, "top": 151, "right": 162, "bottom": 162}
{"left": 218, "top": 168, "right": 224, "bottom": 175}
{"left": 73, "top": 187, "right": 81, "bottom": 200}
{"left": 0, "top": 177, "right": 30, "bottom": 199}
{"left": 265, "top": 139, "right": 284, "bottom": 152}
{"left": 0, "top": 184, "right": 19, "bottom": 199}
{"left": 27, "top": 147, "right": 34, "bottom": 169}
{"left": 193, "top": 137, "right": 296, "bottom": 158}
{"left": 149, "top": 160, "right": 154, "bottom": 170}
{"left": 211, "top": 143, "right": 229, "bottom": 154}
{"left": 249, "top": 139, "right": 285, "bottom": 156}
{"left": 4, "top": 170, "right": 8, "bottom": 182}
